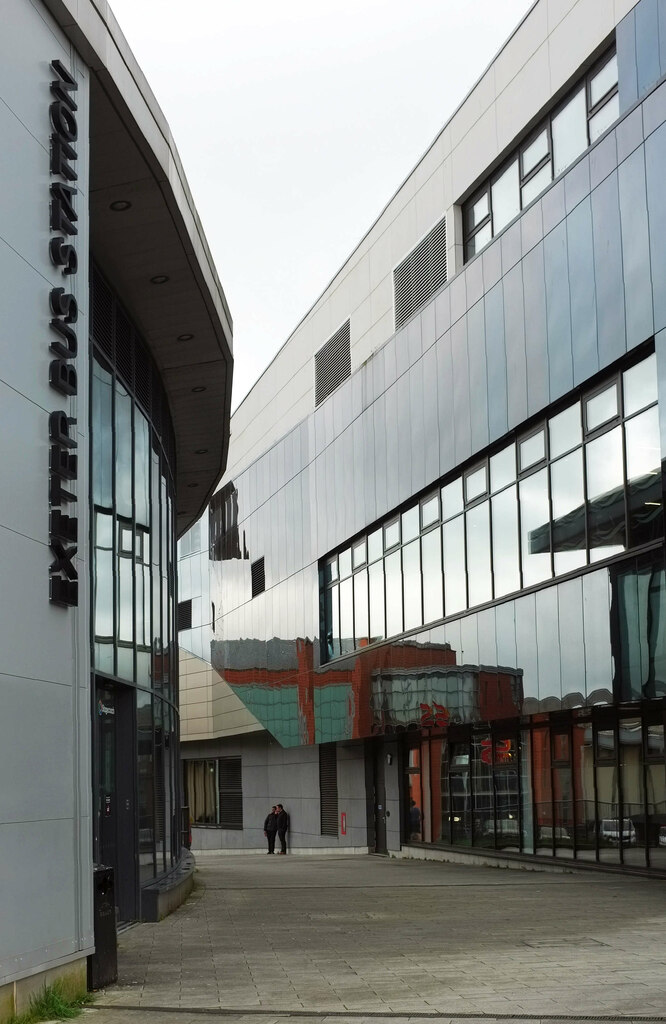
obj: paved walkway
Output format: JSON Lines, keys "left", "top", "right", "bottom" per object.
{"left": 88, "top": 854, "right": 666, "bottom": 1024}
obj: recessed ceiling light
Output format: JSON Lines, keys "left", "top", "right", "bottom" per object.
{"left": 150, "top": 274, "right": 169, "bottom": 285}
{"left": 177, "top": 333, "right": 194, "bottom": 342}
{"left": 195, "top": 448, "right": 209, "bottom": 455}
{"left": 192, "top": 386, "right": 206, "bottom": 393}
{"left": 109, "top": 200, "right": 132, "bottom": 212}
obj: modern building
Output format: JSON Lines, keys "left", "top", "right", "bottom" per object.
{"left": 0, "top": 0, "right": 232, "bottom": 1017}
{"left": 179, "top": 0, "right": 666, "bottom": 875}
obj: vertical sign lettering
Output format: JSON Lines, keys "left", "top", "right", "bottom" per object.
{"left": 48, "top": 59, "right": 79, "bottom": 607}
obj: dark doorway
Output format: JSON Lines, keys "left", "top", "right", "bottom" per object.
{"left": 373, "top": 743, "right": 387, "bottom": 854}
{"left": 94, "top": 680, "right": 138, "bottom": 923}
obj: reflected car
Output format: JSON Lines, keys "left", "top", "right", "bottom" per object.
{"left": 537, "top": 825, "right": 571, "bottom": 841}
{"left": 598, "top": 818, "right": 637, "bottom": 844}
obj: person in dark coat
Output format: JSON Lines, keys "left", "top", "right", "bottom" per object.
{"left": 264, "top": 805, "right": 278, "bottom": 854}
{"left": 276, "top": 803, "right": 289, "bottom": 854}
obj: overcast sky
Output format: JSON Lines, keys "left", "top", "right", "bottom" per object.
{"left": 109, "top": 0, "right": 534, "bottom": 410}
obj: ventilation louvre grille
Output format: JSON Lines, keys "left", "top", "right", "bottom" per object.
{"left": 219, "top": 756, "right": 243, "bottom": 829}
{"left": 315, "top": 320, "right": 351, "bottom": 407}
{"left": 177, "top": 599, "right": 192, "bottom": 631}
{"left": 394, "top": 216, "right": 447, "bottom": 330}
{"left": 251, "top": 557, "right": 265, "bottom": 598}
{"left": 319, "top": 744, "right": 339, "bottom": 836}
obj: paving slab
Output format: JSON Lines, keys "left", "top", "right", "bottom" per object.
{"left": 90, "top": 854, "right": 666, "bottom": 1023}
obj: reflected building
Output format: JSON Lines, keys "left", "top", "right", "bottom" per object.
{"left": 180, "top": 0, "right": 666, "bottom": 875}
{"left": 0, "top": 1, "right": 232, "bottom": 1014}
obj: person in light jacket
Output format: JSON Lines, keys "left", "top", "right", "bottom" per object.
{"left": 263, "top": 805, "right": 278, "bottom": 854}
{"left": 276, "top": 804, "right": 290, "bottom": 854}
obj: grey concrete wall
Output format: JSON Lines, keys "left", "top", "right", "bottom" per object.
{"left": 185, "top": 733, "right": 369, "bottom": 853}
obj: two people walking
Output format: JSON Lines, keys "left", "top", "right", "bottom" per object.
{"left": 263, "top": 803, "right": 289, "bottom": 854}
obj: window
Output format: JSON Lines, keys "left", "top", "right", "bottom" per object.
{"left": 319, "top": 745, "right": 339, "bottom": 836}
{"left": 251, "top": 556, "right": 265, "bottom": 597}
{"left": 394, "top": 216, "right": 447, "bottom": 329}
{"left": 315, "top": 320, "right": 351, "bottom": 407}
{"left": 463, "top": 48, "right": 618, "bottom": 261}
{"left": 184, "top": 758, "right": 243, "bottom": 829}
{"left": 218, "top": 757, "right": 243, "bottom": 829}
{"left": 177, "top": 599, "right": 192, "bottom": 631}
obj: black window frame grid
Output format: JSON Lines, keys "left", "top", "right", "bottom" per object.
{"left": 463, "top": 45, "right": 618, "bottom": 262}
{"left": 320, "top": 347, "right": 661, "bottom": 664}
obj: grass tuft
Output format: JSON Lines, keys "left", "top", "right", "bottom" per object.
{"left": 7, "top": 981, "right": 93, "bottom": 1024}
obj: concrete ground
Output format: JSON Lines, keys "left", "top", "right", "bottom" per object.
{"left": 87, "top": 854, "right": 666, "bottom": 1024}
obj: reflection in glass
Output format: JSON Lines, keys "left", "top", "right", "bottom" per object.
{"left": 552, "top": 88, "right": 587, "bottom": 176}
{"left": 367, "top": 528, "right": 382, "bottom": 563}
{"left": 522, "top": 129, "right": 549, "bottom": 176}
{"left": 353, "top": 568, "right": 369, "bottom": 645}
{"left": 443, "top": 516, "right": 467, "bottom": 614}
{"left": 385, "top": 550, "right": 403, "bottom": 637}
{"left": 490, "top": 445, "right": 515, "bottom": 493}
{"left": 137, "top": 688, "right": 155, "bottom": 881}
{"left": 368, "top": 561, "right": 385, "bottom": 643}
{"left": 421, "top": 493, "right": 440, "bottom": 529}
{"left": 521, "top": 163, "right": 552, "bottom": 207}
{"left": 134, "top": 409, "right": 150, "bottom": 527}
{"left": 586, "top": 383, "right": 617, "bottom": 432}
{"left": 533, "top": 727, "right": 553, "bottom": 854}
{"left": 596, "top": 727, "right": 620, "bottom": 863}
{"left": 645, "top": 724, "right": 666, "bottom": 866}
{"left": 339, "top": 548, "right": 352, "bottom": 578}
{"left": 384, "top": 519, "right": 400, "bottom": 550}
{"left": 472, "top": 734, "right": 493, "bottom": 845}
{"left": 92, "top": 360, "right": 113, "bottom": 507}
{"left": 615, "top": 561, "right": 666, "bottom": 702}
{"left": 625, "top": 407, "right": 662, "bottom": 547}
{"left": 422, "top": 528, "right": 443, "bottom": 624}
{"left": 589, "top": 93, "right": 619, "bottom": 143}
{"left": 403, "top": 540, "right": 422, "bottom": 631}
{"left": 449, "top": 744, "right": 471, "bottom": 845}
{"left": 521, "top": 728, "right": 534, "bottom": 854}
{"left": 519, "top": 431, "right": 545, "bottom": 471}
{"left": 623, "top": 354, "right": 657, "bottom": 416}
{"left": 586, "top": 426, "right": 625, "bottom": 561}
{"left": 465, "top": 465, "right": 487, "bottom": 503}
{"left": 590, "top": 53, "right": 617, "bottom": 106}
{"left": 442, "top": 478, "right": 463, "bottom": 520}
{"left": 352, "top": 538, "right": 367, "bottom": 569}
{"left": 549, "top": 403, "right": 581, "bottom": 459}
{"left": 327, "top": 582, "right": 340, "bottom": 658}
{"left": 402, "top": 506, "right": 419, "bottom": 543}
{"left": 466, "top": 501, "right": 492, "bottom": 605}
{"left": 467, "top": 222, "right": 492, "bottom": 258}
{"left": 324, "top": 556, "right": 338, "bottom": 584}
{"left": 550, "top": 450, "right": 586, "bottom": 574}
{"left": 492, "top": 485, "right": 520, "bottom": 596}
{"left": 491, "top": 159, "right": 520, "bottom": 234}
{"left": 472, "top": 192, "right": 489, "bottom": 226}
{"left": 619, "top": 718, "right": 643, "bottom": 866}
{"left": 340, "top": 577, "right": 353, "bottom": 655}
{"left": 520, "top": 468, "right": 551, "bottom": 585}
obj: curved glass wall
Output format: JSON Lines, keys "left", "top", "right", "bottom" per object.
{"left": 90, "top": 266, "right": 180, "bottom": 885}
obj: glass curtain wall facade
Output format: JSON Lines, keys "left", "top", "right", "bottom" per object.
{"left": 90, "top": 266, "right": 180, "bottom": 895}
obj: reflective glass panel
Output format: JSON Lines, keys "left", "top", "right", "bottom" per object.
{"left": 520, "top": 468, "right": 551, "bottom": 585}
{"left": 549, "top": 403, "right": 582, "bottom": 459}
{"left": 521, "top": 163, "right": 552, "bottom": 208}
{"left": 352, "top": 538, "right": 367, "bottom": 569}
{"left": 137, "top": 688, "right": 155, "bottom": 881}
{"left": 353, "top": 568, "right": 369, "bottom": 646}
{"left": 623, "top": 354, "right": 658, "bottom": 416}
{"left": 596, "top": 728, "right": 620, "bottom": 864}
{"left": 368, "top": 561, "right": 385, "bottom": 643}
{"left": 590, "top": 53, "right": 618, "bottom": 106}
{"left": 134, "top": 409, "right": 150, "bottom": 527}
{"left": 403, "top": 539, "right": 423, "bottom": 631}
{"left": 551, "top": 450, "right": 586, "bottom": 575}
{"left": 421, "top": 493, "right": 440, "bottom": 529}
{"left": 402, "top": 505, "right": 420, "bottom": 543}
{"left": 467, "top": 222, "right": 492, "bottom": 257}
{"left": 472, "top": 733, "right": 494, "bottom": 845}
{"left": 384, "top": 519, "right": 400, "bottom": 550}
{"left": 589, "top": 93, "right": 620, "bottom": 143}
{"left": 552, "top": 88, "right": 587, "bottom": 176}
{"left": 625, "top": 407, "right": 662, "bottom": 547}
{"left": 367, "top": 528, "right": 383, "bottom": 563}
{"left": 586, "top": 383, "right": 617, "bottom": 432}
{"left": 422, "top": 528, "right": 443, "bottom": 624}
{"left": 328, "top": 582, "right": 340, "bottom": 658}
{"left": 92, "top": 358, "right": 113, "bottom": 507}
{"left": 533, "top": 727, "right": 554, "bottom": 855}
{"left": 115, "top": 381, "right": 133, "bottom": 520}
{"left": 586, "top": 426, "right": 625, "bottom": 561}
{"left": 490, "top": 445, "right": 516, "bottom": 493}
{"left": 385, "top": 550, "right": 403, "bottom": 637}
{"left": 465, "top": 465, "right": 487, "bottom": 503}
{"left": 450, "top": 743, "right": 471, "bottom": 845}
{"left": 442, "top": 517, "right": 467, "bottom": 615}
{"left": 522, "top": 129, "right": 549, "bottom": 176}
{"left": 472, "top": 192, "right": 489, "bottom": 227}
{"left": 619, "top": 718, "right": 644, "bottom": 867}
{"left": 324, "top": 556, "right": 338, "bottom": 584}
{"left": 491, "top": 159, "right": 520, "bottom": 234}
{"left": 492, "top": 485, "right": 520, "bottom": 597}
{"left": 442, "top": 478, "right": 463, "bottom": 520}
{"left": 340, "top": 577, "right": 354, "bottom": 654}
{"left": 339, "top": 548, "right": 352, "bottom": 578}
{"left": 519, "top": 431, "right": 545, "bottom": 471}
{"left": 466, "top": 501, "right": 492, "bottom": 606}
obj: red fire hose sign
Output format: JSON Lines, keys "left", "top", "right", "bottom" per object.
{"left": 341, "top": 812, "right": 347, "bottom": 835}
